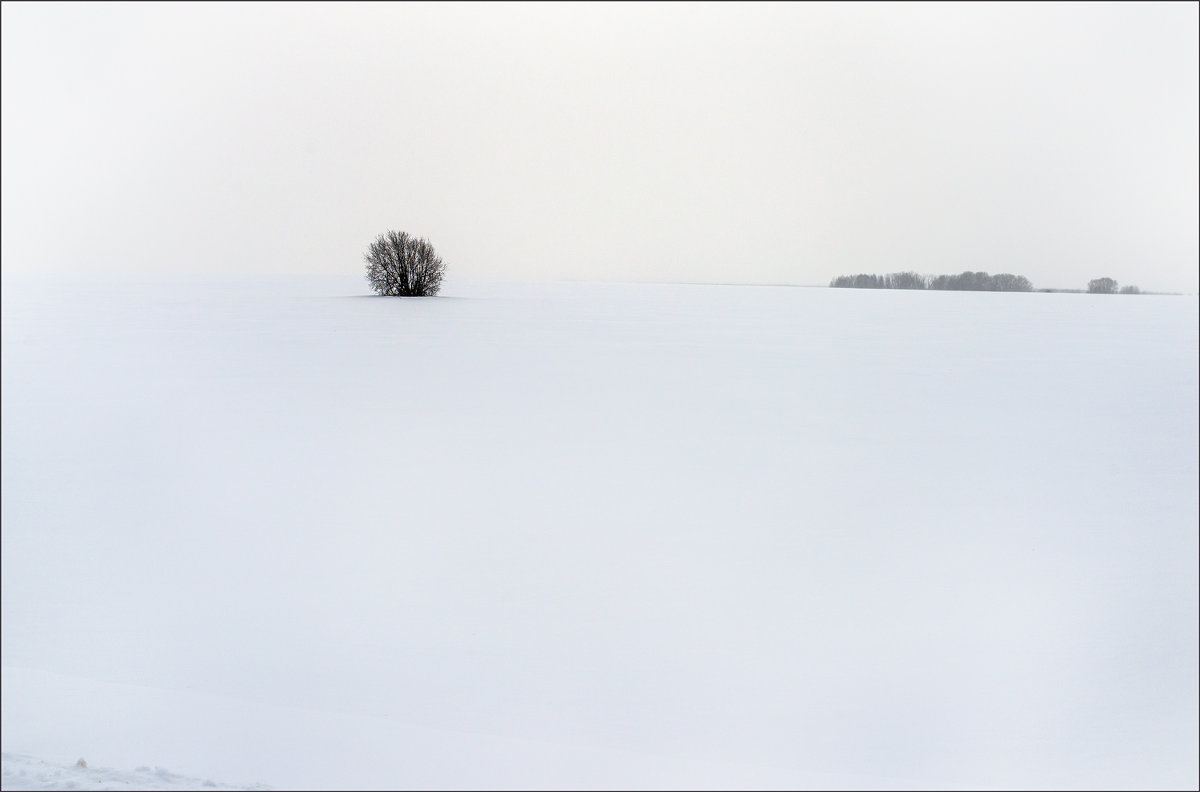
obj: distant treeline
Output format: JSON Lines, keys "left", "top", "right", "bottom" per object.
{"left": 830, "top": 271, "right": 1034, "bottom": 292}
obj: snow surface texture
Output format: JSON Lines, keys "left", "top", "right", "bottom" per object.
{"left": 1, "top": 751, "right": 268, "bottom": 791}
{"left": 2, "top": 274, "right": 1197, "bottom": 791}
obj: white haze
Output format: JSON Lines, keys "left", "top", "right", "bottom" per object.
{"left": 2, "top": 274, "right": 1197, "bottom": 789}
{"left": 2, "top": 2, "right": 1198, "bottom": 294}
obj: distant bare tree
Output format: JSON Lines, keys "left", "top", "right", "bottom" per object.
{"left": 1119, "top": 285, "right": 1141, "bottom": 294}
{"left": 957, "top": 271, "right": 992, "bottom": 291}
{"left": 1088, "top": 277, "right": 1118, "bottom": 294}
{"left": 931, "top": 271, "right": 990, "bottom": 291}
{"left": 884, "top": 271, "right": 928, "bottom": 290}
{"left": 830, "top": 273, "right": 886, "bottom": 288}
{"left": 989, "top": 273, "right": 1034, "bottom": 292}
{"left": 365, "top": 231, "right": 445, "bottom": 296}
{"left": 832, "top": 270, "right": 1035, "bottom": 292}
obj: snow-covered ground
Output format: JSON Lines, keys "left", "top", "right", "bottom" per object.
{"left": 2, "top": 274, "right": 1197, "bottom": 790}
{"left": 1, "top": 750, "right": 269, "bottom": 791}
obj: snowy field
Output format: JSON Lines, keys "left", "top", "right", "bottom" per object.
{"left": 2, "top": 273, "right": 1197, "bottom": 790}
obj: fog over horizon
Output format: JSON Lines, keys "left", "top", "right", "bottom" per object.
{"left": 2, "top": 2, "right": 1197, "bottom": 294}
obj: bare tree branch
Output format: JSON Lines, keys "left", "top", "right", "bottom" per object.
{"left": 364, "top": 230, "right": 446, "bottom": 296}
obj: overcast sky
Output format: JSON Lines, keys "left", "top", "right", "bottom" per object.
{"left": 2, "top": 2, "right": 1197, "bottom": 293}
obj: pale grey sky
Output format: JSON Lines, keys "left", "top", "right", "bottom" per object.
{"left": 2, "top": 1, "right": 1197, "bottom": 293}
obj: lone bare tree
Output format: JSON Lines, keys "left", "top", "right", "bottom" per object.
{"left": 1088, "top": 277, "right": 1118, "bottom": 294}
{"left": 365, "top": 231, "right": 445, "bottom": 296}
